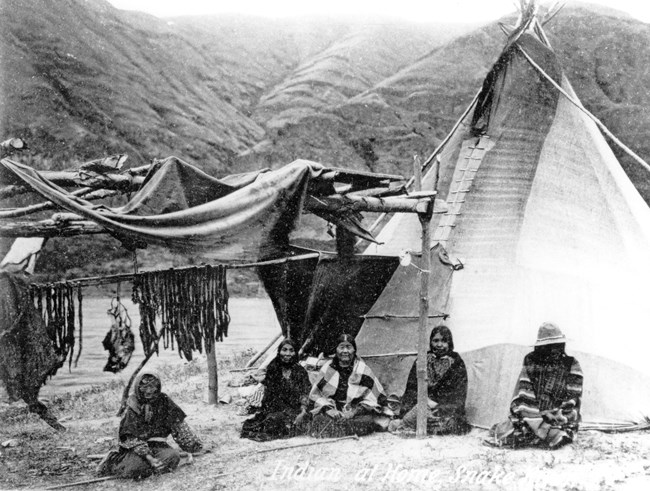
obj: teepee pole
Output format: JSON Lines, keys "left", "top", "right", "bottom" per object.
{"left": 361, "top": 89, "right": 480, "bottom": 241}
{"left": 415, "top": 156, "right": 435, "bottom": 438}
{"left": 517, "top": 44, "right": 650, "bottom": 174}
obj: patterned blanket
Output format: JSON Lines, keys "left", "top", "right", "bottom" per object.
{"left": 310, "top": 357, "right": 390, "bottom": 415}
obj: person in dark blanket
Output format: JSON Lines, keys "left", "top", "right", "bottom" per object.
{"left": 241, "top": 338, "right": 311, "bottom": 441}
{"left": 97, "top": 370, "right": 202, "bottom": 479}
{"left": 392, "top": 325, "right": 471, "bottom": 435}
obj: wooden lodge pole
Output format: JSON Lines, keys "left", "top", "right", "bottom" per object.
{"left": 415, "top": 156, "right": 434, "bottom": 438}
{"left": 244, "top": 332, "right": 283, "bottom": 368}
{"left": 206, "top": 335, "right": 219, "bottom": 404}
{"left": 413, "top": 155, "right": 422, "bottom": 191}
{"left": 416, "top": 208, "right": 433, "bottom": 437}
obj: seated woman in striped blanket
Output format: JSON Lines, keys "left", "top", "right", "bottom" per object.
{"left": 488, "top": 322, "right": 584, "bottom": 449}
{"left": 309, "top": 334, "right": 391, "bottom": 438}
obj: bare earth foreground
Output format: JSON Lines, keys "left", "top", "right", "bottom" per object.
{"left": 1, "top": 300, "right": 650, "bottom": 490}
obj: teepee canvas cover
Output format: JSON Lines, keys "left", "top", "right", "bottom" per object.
{"left": 355, "top": 243, "right": 458, "bottom": 396}
{"left": 358, "top": 29, "right": 650, "bottom": 430}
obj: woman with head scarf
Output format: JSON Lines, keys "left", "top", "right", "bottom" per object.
{"left": 309, "top": 333, "right": 391, "bottom": 438}
{"left": 241, "top": 338, "right": 311, "bottom": 441}
{"left": 97, "top": 370, "right": 202, "bottom": 479}
{"left": 488, "top": 322, "right": 583, "bottom": 449}
{"left": 393, "top": 325, "right": 471, "bottom": 435}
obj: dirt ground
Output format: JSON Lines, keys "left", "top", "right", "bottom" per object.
{"left": 2, "top": 356, "right": 650, "bottom": 491}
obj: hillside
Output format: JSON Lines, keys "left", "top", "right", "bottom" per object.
{"left": 2, "top": 1, "right": 648, "bottom": 181}
{"left": 1, "top": 0, "right": 650, "bottom": 274}
{"left": 0, "top": 0, "right": 265, "bottom": 172}
{"left": 548, "top": 6, "right": 650, "bottom": 197}
{"left": 239, "top": 6, "right": 650, "bottom": 192}
{"left": 0, "top": 0, "right": 464, "bottom": 172}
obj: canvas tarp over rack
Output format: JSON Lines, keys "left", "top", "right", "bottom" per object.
{"left": 0, "top": 157, "right": 372, "bottom": 260}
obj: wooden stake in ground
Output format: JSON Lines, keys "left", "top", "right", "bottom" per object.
{"left": 415, "top": 156, "right": 436, "bottom": 439}
{"left": 206, "top": 334, "right": 218, "bottom": 404}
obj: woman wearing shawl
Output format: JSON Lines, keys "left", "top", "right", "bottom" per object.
{"left": 488, "top": 322, "right": 583, "bottom": 449}
{"left": 393, "top": 325, "right": 471, "bottom": 435}
{"left": 241, "top": 338, "right": 311, "bottom": 441}
{"left": 309, "top": 334, "right": 391, "bottom": 438}
{"left": 97, "top": 370, "right": 202, "bottom": 479}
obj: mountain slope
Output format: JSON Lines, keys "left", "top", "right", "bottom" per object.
{"left": 236, "top": 6, "right": 650, "bottom": 196}
{"left": 2, "top": 0, "right": 650, "bottom": 275}
{"left": 0, "top": 0, "right": 648, "bottom": 196}
{"left": 1, "top": 0, "right": 268, "bottom": 170}
{"left": 0, "top": 0, "right": 463, "bottom": 173}
{"left": 547, "top": 6, "right": 650, "bottom": 197}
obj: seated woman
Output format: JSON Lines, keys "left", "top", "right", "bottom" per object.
{"left": 392, "top": 325, "right": 471, "bottom": 435}
{"left": 241, "top": 338, "right": 311, "bottom": 441}
{"left": 309, "top": 334, "right": 391, "bottom": 438}
{"left": 97, "top": 370, "right": 202, "bottom": 479}
{"left": 488, "top": 322, "right": 583, "bottom": 449}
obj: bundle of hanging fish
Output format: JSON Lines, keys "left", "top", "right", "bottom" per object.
{"left": 30, "top": 281, "right": 83, "bottom": 369}
{"left": 131, "top": 265, "right": 230, "bottom": 360}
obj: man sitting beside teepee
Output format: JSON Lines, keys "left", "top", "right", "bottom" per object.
{"left": 487, "top": 323, "right": 584, "bottom": 449}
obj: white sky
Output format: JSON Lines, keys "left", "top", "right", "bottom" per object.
{"left": 105, "top": 0, "right": 650, "bottom": 24}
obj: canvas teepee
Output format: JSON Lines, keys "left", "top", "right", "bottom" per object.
{"left": 357, "top": 10, "right": 650, "bottom": 430}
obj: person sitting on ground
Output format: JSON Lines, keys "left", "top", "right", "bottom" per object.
{"left": 309, "top": 333, "right": 391, "bottom": 438}
{"left": 97, "top": 370, "right": 202, "bottom": 479}
{"left": 392, "top": 325, "right": 471, "bottom": 435}
{"left": 241, "top": 338, "right": 311, "bottom": 441}
{"left": 382, "top": 393, "right": 403, "bottom": 432}
{"left": 386, "top": 393, "right": 402, "bottom": 415}
{"left": 488, "top": 322, "right": 583, "bottom": 449}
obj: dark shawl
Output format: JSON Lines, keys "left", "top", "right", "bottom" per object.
{"left": 402, "top": 350, "right": 468, "bottom": 418}
{"left": 260, "top": 356, "right": 311, "bottom": 415}
{"left": 119, "top": 372, "right": 186, "bottom": 443}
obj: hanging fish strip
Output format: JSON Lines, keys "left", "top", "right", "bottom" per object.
{"left": 131, "top": 265, "right": 230, "bottom": 361}
{"left": 30, "top": 282, "right": 82, "bottom": 370}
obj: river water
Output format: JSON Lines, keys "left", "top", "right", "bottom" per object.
{"left": 39, "top": 297, "right": 280, "bottom": 398}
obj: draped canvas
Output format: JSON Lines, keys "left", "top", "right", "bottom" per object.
{"left": 0, "top": 157, "right": 327, "bottom": 260}
{"left": 258, "top": 253, "right": 398, "bottom": 353}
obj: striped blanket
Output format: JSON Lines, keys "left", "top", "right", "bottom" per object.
{"left": 490, "top": 353, "right": 583, "bottom": 448}
{"left": 310, "top": 357, "right": 391, "bottom": 416}
{"left": 510, "top": 353, "right": 583, "bottom": 420}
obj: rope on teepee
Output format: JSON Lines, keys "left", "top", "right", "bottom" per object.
{"left": 517, "top": 43, "right": 650, "bottom": 175}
